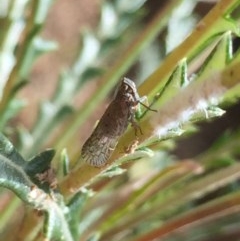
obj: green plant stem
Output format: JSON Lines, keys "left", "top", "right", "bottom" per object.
{"left": 0, "top": 1, "right": 37, "bottom": 117}
{"left": 53, "top": 0, "right": 183, "bottom": 154}
{"left": 17, "top": 213, "right": 43, "bottom": 241}
{"left": 0, "top": 0, "right": 53, "bottom": 129}
{"left": 132, "top": 191, "right": 240, "bottom": 241}
{"left": 138, "top": 0, "right": 239, "bottom": 99}
{"left": 0, "top": 0, "right": 28, "bottom": 103}
{"left": 20, "top": 0, "right": 153, "bottom": 158}
{"left": 81, "top": 162, "right": 200, "bottom": 239}
{"left": 0, "top": 0, "right": 15, "bottom": 49}
{"left": 0, "top": 196, "right": 21, "bottom": 231}
{"left": 59, "top": 39, "right": 240, "bottom": 200}
{"left": 100, "top": 163, "right": 240, "bottom": 240}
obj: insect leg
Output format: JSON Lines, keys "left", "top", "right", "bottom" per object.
{"left": 129, "top": 108, "right": 143, "bottom": 135}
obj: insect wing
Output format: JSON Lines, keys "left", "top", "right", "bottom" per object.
{"left": 81, "top": 133, "right": 118, "bottom": 167}
{"left": 81, "top": 78, "right": 151, "bottom": 167}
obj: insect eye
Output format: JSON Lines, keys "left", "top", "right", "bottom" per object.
{"left": 127, "top": 87, "right": 133, "bottom": 94}
{"left": 122, "top": 84, "right": 129, "bottom": 92}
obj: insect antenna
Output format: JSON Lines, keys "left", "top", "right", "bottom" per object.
{"left": 138, "top": 101, "right": 157, "bottom": 112}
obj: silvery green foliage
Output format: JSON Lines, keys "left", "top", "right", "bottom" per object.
{"left": 18, "top": 0, "right": 149, "bottom": 158}
{"left": 0, "top": 133, "right": 76, "bottom": 240}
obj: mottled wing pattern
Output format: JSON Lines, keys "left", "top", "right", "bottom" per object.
{"left": 81, "top": 78, "right": 143, "bottom": 167}
{"left": 81, "top": 129, "right": 119, "bottom": 167}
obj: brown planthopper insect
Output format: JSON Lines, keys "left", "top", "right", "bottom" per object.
{"left": 81, "top": 77, "right": 156, "bottom": 167}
